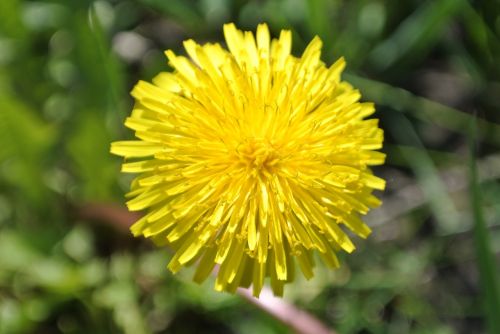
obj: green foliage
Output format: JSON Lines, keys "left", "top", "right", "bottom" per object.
{"left": 469, "top": 126, "right": 500, "bottom": 334}
{"left": 0, "top": 84, "right": 56, "bottom": 205}
{"left": 0, "top": 0, "right": 499, "bottom": 333}
{"left": 66, "top": 111, "right": 116, "bottom": 200}
{"left": 368, "top": 0, "right": 465, "bottom": 71}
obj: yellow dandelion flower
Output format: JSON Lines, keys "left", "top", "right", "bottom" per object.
{"left": 111, "top": 23, "right": 385, "bottom": 297}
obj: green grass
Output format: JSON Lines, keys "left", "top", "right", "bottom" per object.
{"left": 1, "top": 0, "right": 499, "bottom": 333}
{"left": 469, "top": 122, "right": 500, "bottom": 334}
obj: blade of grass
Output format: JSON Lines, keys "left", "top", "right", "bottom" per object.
{"left": 306, "top": 0, "right": 335, "bottom": 56}
{"left": 88, "top": 5, "right": 124, "bottom": 118}
{"left": 461, "top": 2, "right": 500, "bottom": 75}
{"left": 345, "top": 73, "right": 500, "bottom": 147}
{"left": 386, "top": 113, "right": 459, "bottom": 234}
{"left": 369, "top": 151, "right": 500, "bottom": 232}
{"left": 368, "top": 0, "right": 465, "bottom": 71}
{"left": 470, "top": 0, "right": 500, "bottom": 39}
{"left": 384, "top": 144, "right": 460, "bottom": 168}
{"left": 69, "top": 3, "right": 124, "bottom": 120}
{"left": 469, "top": 120, "right": 500, "bottom": 334}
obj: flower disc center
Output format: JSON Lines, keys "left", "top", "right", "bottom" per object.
{"left": 236, "top": 138, "right": 279, "bottom": 174}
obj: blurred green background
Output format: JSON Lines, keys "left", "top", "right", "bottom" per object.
{"left": 1, "top": 0, "right": 500, "bottom": 333}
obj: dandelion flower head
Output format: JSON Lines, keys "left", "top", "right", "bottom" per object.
{"left": 111, "top": 23, "right": 385, "bottom": 297}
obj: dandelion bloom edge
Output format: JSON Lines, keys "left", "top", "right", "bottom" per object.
{"left": 111, "top": 23, "right": 385, "bottom": 297}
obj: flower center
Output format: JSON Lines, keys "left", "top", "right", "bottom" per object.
{"left": 236, "top": 138, "right": 279, "bottom": 175}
